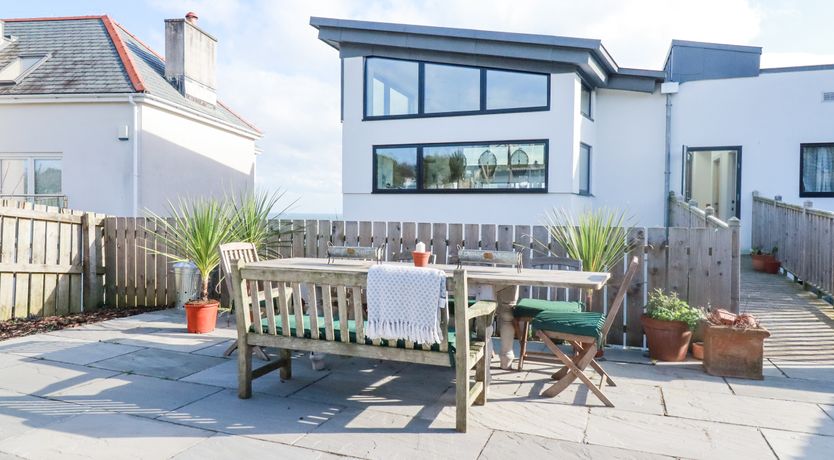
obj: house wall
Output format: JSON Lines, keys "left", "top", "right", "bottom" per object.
{"left": 0, "top": 101, "right": 135, "bottom": 214}
{"left": 139, "top": 103, "right": 256, "bottom": 215}
{"left": 671, "top": 67, "right": 834, "bottom": 248}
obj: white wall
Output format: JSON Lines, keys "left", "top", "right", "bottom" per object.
{"left": 671, "top": 68, "right": 834, "bottom": 247}
{"left": 139, "top": 103, "right": 256, "bottom": 215}
{"left": 0, "top": 101, "right": 134, "bottom": 214}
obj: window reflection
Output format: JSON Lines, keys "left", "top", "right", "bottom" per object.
{"left": 366, "top": 58, "right": 419, "bottom": 116}
{"left": 486, "top": 70, "right": 548, "bottom": 110}
{"left": 375, "top": 147, "right": 418, "bottom": 190}
{"left": 424, "top": 63, "right": 480, "bottom": 113}
{"left": 422, "top": 142, "right": 546, "bottom": 190}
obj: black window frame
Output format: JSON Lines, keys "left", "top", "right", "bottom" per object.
{"left": 580, "top": 83, "right": 593, "bottom": 120}
{"left": 363, "top": 57, "right": 550, "bottom": 120}
{"left": 372, "top": 139, "right": 549, "bottom": 194}
{"left": 799, "top": 142, "right": 834, "bottom": 197}
{"left": 579, "top": 143, "right": 591, "bottom": 195}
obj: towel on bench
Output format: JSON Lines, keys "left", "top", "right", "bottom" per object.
{"left": 366, "top": 264, "right": 447, "bottom": 344}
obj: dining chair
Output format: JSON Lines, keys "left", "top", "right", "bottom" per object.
{"left": 219, "top": 242, "right": 271, "bottom": 361}
{"left": 514, "top": 256, "right": 584, "bottom": 371}
{"left": 532, "top": 256, "right": 639, "bottom": 406}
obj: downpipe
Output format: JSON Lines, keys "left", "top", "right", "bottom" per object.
{"left": 129, "top": 95, "right": 140, "bottom": 217}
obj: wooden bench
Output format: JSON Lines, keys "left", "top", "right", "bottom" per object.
{"left": 230, "top": 261, "right": 497, "bottom": 432}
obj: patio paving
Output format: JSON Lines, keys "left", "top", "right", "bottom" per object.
{"left": 0, "top": 303, "right": 833, "bottom": 459}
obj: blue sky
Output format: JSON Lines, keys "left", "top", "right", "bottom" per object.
{"left": 3, "top": 0, "right": 833, "bottom": 214}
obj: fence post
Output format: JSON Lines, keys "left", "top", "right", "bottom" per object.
{"left": 728, "top": 217, "right": 741, "bottom": 314}
{"left": 82, "top": 212, "right": 100, "bottom": 311}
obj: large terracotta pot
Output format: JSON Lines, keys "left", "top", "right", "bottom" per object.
{"left": 641, "top": 315, "right": 692, "bottom": 362}
{"left": 185, "top": 300, "right": 219, "bottom": 334}
{"left": 762, "top": 260, "right": 781, "bottom": 274}
{"left": 703, "top": 324, "right": 770, "bottom": 379}
{"left": 751, "top": 254, "right": 776, "bottom": 272}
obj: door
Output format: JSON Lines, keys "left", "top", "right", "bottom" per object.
{"left": 684, "top": 147, "right": 742, "bottom": 221}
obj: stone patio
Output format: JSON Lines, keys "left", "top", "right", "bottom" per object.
{"left": 0, "top": 306, "right": 832, "bottom": 459}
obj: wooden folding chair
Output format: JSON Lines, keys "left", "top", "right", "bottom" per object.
{"left": 219, "top": 242, "right": 271, "bottom": 361}
{"left": 532, "top": 256, "right": 639, "bottom": 406}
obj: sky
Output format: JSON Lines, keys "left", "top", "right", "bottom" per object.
{"left": 2, "top": 0, "right": 834, "bottom": 214}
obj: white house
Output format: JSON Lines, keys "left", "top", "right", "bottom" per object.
{"left": 0, "top": 13, "right": 262, "bottom": 216}
{"left": 311, "top": 17, "right": 834, "bottom": 248}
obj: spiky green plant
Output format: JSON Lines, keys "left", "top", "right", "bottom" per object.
{"left": 541, "top": 207, "right": 635, "bottom": 273}
{"left": 145, "top": 197, "right": 237, "bottom": 302}
{"left": 229, "top": 188, "right": 296, "bottom": 259}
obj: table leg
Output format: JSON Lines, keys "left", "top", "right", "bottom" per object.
{"left": 495, "top": 285, "right": 519, "bottom": 370}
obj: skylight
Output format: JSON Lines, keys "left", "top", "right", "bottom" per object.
{"left": 0, "top": 54, "right": 48, "bottom": 85}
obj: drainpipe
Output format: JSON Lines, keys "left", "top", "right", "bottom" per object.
{"left": 129, "top": 95, "right": 140, "bottom": 217}
{"left": 664, "top": 93, "right": 672, "bottom": 227}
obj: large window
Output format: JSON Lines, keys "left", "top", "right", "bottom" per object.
{"left": 579, "top": 143, "right": 591, "bottom": 195}
{"left": 0, "top": 155, "right": 62, "bottom": 205}
{"left": 800, "top": 143, "right": 834, "bottom": 196}
{"left": 374, "top": 140, "right": 548, "bottom": 193}
{"left": 364, "top": 57, "right": 549, "bottom": 119}
{"left": 580, "top": 83, "right": 592, "bottom": 119}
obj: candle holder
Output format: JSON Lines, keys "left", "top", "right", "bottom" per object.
{"left": 412, "top": 251, "right": 432, "bottom": 267}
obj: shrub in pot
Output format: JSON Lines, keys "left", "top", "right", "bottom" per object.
{"left": 751, "top": 246, "right": 780, "bottom": 274}
{"left": 147, "top": 197, "right": 236, "bottom": 334}
{"left": 641, "top": 289, "right": 703, "bottom": 361}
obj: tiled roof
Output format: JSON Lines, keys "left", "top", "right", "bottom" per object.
{"left": 0, "top": 16, "right": 260, "bottom": 135}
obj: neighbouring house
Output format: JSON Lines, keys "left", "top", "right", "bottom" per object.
{"left": 311, "top": 17, "right": 834, "bottom": 248}
{"left": 0, "top": 13, "right": 261, "bottom": 215}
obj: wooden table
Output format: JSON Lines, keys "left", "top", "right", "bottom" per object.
{"left": 247, "top": 257, "right": 610, "bottom": 369}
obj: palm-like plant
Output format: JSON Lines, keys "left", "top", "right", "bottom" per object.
{"left": 146, "top": 197, "right": 237, "bottom": 302}
{"left": 541, "top": 207, "right": 635, "bottom": 273}
{"left": 229, "top": 189, "right": 296, "bottom": 259}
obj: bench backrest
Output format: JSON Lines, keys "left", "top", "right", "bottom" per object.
{"left": 219, "top": 242, "right": 259, "bottom": 301}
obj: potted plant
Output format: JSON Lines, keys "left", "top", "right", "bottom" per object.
{"left": 751, "top": 246, "right": 780, "bottom": 274}
{"left": 641, "top": 289, "right": 703, "bottom": 361}
{"left": 448, "top": 150, "right": 467, "bottom": 189}
{"left": 147, "top": 197, "right": 236, "bottom": 333}
{"left": 703, "top": 309, "right": 770, "bottom": 379}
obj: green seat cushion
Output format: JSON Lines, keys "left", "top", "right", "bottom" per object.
{"left": 250, "top": 315, "right": 456, "bottom": 353}
{"left": 513, "top": 299, "right": 583, "bottom": 318}
{"left": 531, "top": 311, "right": 606, "bottom": 342}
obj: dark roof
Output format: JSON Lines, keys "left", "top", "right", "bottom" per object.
{"left": 0, "top": 15, "right": 260, "bottom": 135}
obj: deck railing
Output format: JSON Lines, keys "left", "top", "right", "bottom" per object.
{"left": 669, "top": 191, "right": 730, "bottom": 229}
{"left": 752, "top": 192, "right": 834, "bottom": 295}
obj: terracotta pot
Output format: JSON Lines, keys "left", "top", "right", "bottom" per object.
{"left": 185, "top": 300, "right": 219, "bottom": 334}
{"left": 640, "top": 315, "right": 692, "bottom": 362}
{"left": 751, "top": 254, "right": 776, "bottom": 272}
{"left": 703, "top": 324, "right": 770, "bottom": 380}
{"left": 412, "top": 251, "right": 432, "bottom": 267}
{"left": 762, "top": 260, "right": 781, "bottom": 274}
{"left": 691, "top": 341, "right": 704, "bottom": 360}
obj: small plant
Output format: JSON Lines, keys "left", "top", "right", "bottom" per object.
{"left": 645, "top": 289, "right": 703, "bottom": 331}
{"left": 541, "top": 207, "right": 635, "bottom": 273}
{"left": 752, "top": 246, "right": 778, "bottom": 256}
{"left": 229, "top": 188, "right": 296, "bottom": 259}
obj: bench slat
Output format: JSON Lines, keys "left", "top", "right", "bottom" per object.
{"left": 264, "top": 281, "right": 277, "bottom": 335}
{"left": 249, "top": 280, "right": 262, "bottom": 335}
{"left": 277, "top": 282, "right": 291, "bottom": 337}
{"left": 322, "top": 285, "right": 335, "bottom": 341}
{"left": 337, "top": 286, "right": 349, "bottom": 343}
{"left": 292, "top": 283, "right": 304, "bottom": 338}
{"left": 308, "top": 284, "right": 320, "bottom": 340}
{"left": 352, "top": 287, "right": 364, "bottom": 342}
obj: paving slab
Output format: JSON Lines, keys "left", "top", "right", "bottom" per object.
{"left": 0, "top": 412, "right": 211, "bottom": 460}
{"left": 188, "top": 339, "right": 236, "bottom": 358}
{"left": 514, "top": 378, "right": 665, "bottom": 416}
{"left": 727, "top": 376, "right": 834, "bottom": 405}
{"left": 0, "top": 335, "right": 141, "bottom": 366}
{"left": 479, "top": 430, "right": 674, "bottom": 460}
{"left": 0, "top": 450, "right": 24, "bottom": 460}
{"left": 0, "top": 388, "right": 87, "bottom": 443}
{"left": 762, "top": 428, "right": 834, "bottom": 460}
{"left": 663, "top": 387, "right": 834, "bottom": 435}
{"left": 585, "top": 409, "right": 776, "bottom": 459}
{"left": 294, "top": 406, "right": 493, "bottom": 460}
{"left": 0, "top": 353, "right": 26, "bottom": 371}
{"left": 769, "top": 361, "right": 834, "bottom": 382}
{"left": 45, "top": 324, "right": 165, "bottom": 343}
{"left": 105, "top": 329, "right": 231, "bottom": 353}
{"left": 160, "top": 389, "right": 343, "bottom": 444}
{"left": 88, "top": 348, "right": 226, "bottom": 380}
{"left": 172, "top": 432, "right": 353, "bottom": 460}
{"left": 181, "top": 356, "right": 330, "bottom": 397}
{"left": 45, "top": 373, "right": 221, "bottom": 419}
{"left": 0, "top": 360, "right": 119, "bottom": 397}
{"left": 589, "top": 361, "right": 733, "bottom": 394}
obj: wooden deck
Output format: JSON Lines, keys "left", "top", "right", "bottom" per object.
{"left": 740, "top": 256, "right": 834, "bottom": 374}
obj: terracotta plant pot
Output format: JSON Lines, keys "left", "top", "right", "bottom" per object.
{"left": 762, "top": 260, "right": 781, "bottom": 274}
{"left": 703, "top": 324, "right": 771, "bottom": 380}
{"left": 640, "top": 315, "right": 692, "bottom": 362}
{"left": 751, "top": 254, "right": 776, "bottom": 272}
{"left": 185, "top": 300, "right": 219, "bottom": 334}
{"left": 412, "top": 251, "right": 432, "bottom": 267}
{"left": 691, "top": 341, "right": 704, "bottom": 360}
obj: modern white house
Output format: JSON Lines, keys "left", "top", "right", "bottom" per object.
{"left": 311, "top": 17, "right": 834, "bottom": 248}
{"left": 0, "top": 14, "right": 261, "bottom": 216}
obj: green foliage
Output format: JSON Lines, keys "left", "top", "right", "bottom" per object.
{"left": 145, "top": 197, "right": 237, "bottom": 301}
{"left": 229, "top": 189, "right": 296, "bottom": 259}
{"left": 448, "top": 150, "right": 467, "bottom": 183}
{"left": 645, "top": 289, "right": 703, "bottom": 330}
{"left": 541, "top": 207, "right": 635, "bottom": 273}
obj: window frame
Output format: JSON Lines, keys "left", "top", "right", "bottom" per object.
{"left": 0, "top": 153, "right": 62, "bottom": 196}
{"left": 799, "top": 142, "right": 834, "bottom": 197}
{"left": 579, "top": 143, "right": 592, "bottom": 195}
{"left": 580, "top": 83, "right": 593, "bottom": 120}
{"left": 363, "top": 57, "right": 550, "bottom": 120}
{"left": 372, "top": 139, "right": 549, "bottom": 194}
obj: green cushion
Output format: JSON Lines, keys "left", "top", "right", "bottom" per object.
{"left": 513, "top": 299, "right": 583, "bottom": 318}
{"left": 531, "top": 311, "right": 606, "bottom": 342}
{"left": 250, "top": 315, "right": 456, "bottom": 353}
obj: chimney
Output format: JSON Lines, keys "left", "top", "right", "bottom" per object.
{"left": 164, "top": 12, "right": 217, "bottom": 107}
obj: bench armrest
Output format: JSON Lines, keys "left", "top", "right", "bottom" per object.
{"left": 466, "top": 300, "right": 497, "bottom": 319}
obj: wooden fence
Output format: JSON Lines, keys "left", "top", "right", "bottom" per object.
{"left": 1, "top": 207, "right": 741, "bottom": 346}
{"left": 752, "top": 192, "right": 834, "bottom": 294}
{"left": 669, "top": 191, "right": 732, "bottom": 229}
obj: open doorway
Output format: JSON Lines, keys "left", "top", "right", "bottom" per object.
{"left": 684, "top": 147, "right": 742, "bottom": 221}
